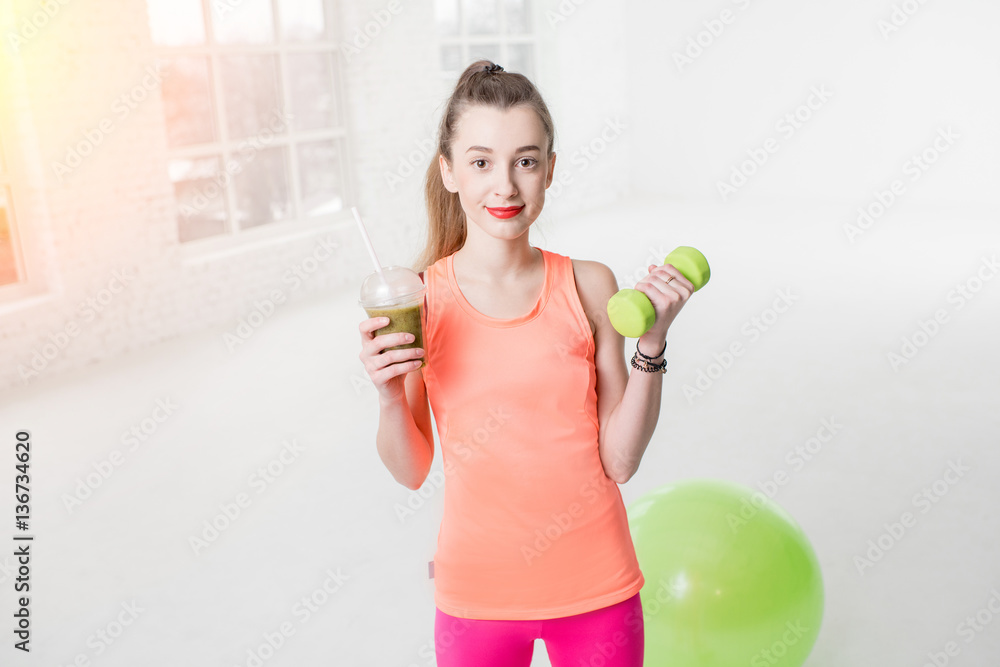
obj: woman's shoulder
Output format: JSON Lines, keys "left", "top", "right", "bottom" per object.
{"left": 419, "top": 253, "right": 451, "bottom": 281}
{"left": 567, "top": 256, "right": 619, "bottom": 335}
{"left": 568, "top": 256, "right": 617, "bottom": 296}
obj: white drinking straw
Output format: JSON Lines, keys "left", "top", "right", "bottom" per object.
{"left": 352, "top": 206, "right": 384, "bottom": 278}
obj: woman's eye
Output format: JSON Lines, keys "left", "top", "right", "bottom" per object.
{"left": 473, "top": 159, "right": 488, "bottom": 169}
{"left": 519, "top": 158, "right": 537, "bottom": 168}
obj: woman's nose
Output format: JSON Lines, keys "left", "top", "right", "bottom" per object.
{"left": 495, "top": 167, "right": 517, "bottom": 197}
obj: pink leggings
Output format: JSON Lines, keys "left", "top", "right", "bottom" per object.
{"left": 434, "top": 593, "right": 644, "bottom": 667}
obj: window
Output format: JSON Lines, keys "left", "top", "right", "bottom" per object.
{"left": 435, "top": 0, "right": 537, "bottom": 80}
{"left": 0, "top": 132, "right": 23, "bottom": 288}
{"left": 146, "top": 0, "right": 349, "bottom": 244}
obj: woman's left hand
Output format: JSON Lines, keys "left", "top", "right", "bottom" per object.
{"left": 634, "top": 263, "right": 695, "bottom": 343}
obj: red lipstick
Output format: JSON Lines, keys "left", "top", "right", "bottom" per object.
{"left": 487, "top": 205, "right": 525, "bottom": 219}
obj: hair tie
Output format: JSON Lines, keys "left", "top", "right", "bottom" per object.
{"left": 483, "top": 63, "right": 504, "bottom": 74}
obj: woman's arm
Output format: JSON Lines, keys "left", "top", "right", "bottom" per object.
{"left": 600, "top": 329, "right": 667, "bottom": 484}
{"left": 376, "top": 369, "right": 434, "bottom": 490}
{"left": 576, "top": 260, "right": 691, "bottom": 484}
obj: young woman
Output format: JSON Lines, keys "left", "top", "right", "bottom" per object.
{"left": 358, "top": 60, "right": 694, "bottom": 666}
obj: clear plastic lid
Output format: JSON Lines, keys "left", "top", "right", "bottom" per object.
{"left": 358, "top": 265, "right": 426, "bottom": 309}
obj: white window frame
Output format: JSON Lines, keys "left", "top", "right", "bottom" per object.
{"left": 435, "top": 0, "right": 541, "bottom": 85}
{"left": 0, "top": 22, "right": 51, "bottom": 310}
{"left": 0, "top": 132, "right": 19, "bottom": 292}
{"left": 147, "top": 0, "right": 357, "bottom": 260}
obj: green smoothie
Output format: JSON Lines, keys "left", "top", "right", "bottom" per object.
{"left": 365, "top": 301, "right": 425, "bottom": 369}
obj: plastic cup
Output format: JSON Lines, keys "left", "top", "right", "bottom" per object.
{"left": 359, "top": 266, "right": 426, "bottom": 370}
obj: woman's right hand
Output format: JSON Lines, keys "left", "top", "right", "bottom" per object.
{"left": 358, "top": 317, "right": 425, "bottom": 401}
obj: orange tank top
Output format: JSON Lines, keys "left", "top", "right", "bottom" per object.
{"left": 420, "top": 246, "right": 645, "bottom": 620}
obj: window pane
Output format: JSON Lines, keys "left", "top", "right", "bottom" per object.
{"left": 288, "top": 52, "right": 337, "bottom": 131}
{"left": 435, "top": 0, "right": 459, "bottom": 36}
{"left": 279, "top": 0, "right": 326, "bottom": 41}
{"left": 298, "top": 140, "right": 343, "bottom": 217}
{"left": 147, "top": 0, "right": 205, "bottom": 46}
{"left": 212, "top": 0, "right": 275, "bottom": 44}
{"left": 469, "top": 43, "right": 500, "bottom": 65}
{"left": 464, "top": 0, "right": 498, "bottom": 34}
{"left": 504, "top": 0, "right": 530, "bottom": 33}
{"left": 0, "top": 188, "right": 20, "bottom": 286}
{"left": 441, "top": 45, "right": 462, "bottom": 73}
{"left": 507, "top": 43, "right": 534, "bottom": 79}
{"left": 233, "top": 147, "right": 291, "bottom": 229}
{"left": 170, "top": 158, "right": 228, "bottom": 243}
{"left": 221, "top": 54, "right": 283, "bottom": 141}
{"left": 160, "top": 57, "right": 216, "bottom": 148}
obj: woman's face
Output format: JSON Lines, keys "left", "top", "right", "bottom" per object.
{"left": 439, "top": 104, "right": 556, "bottom": 239}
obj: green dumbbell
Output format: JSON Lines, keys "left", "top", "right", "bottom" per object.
{"left": 607, "top": 246, "right": 711, "bottom": 338}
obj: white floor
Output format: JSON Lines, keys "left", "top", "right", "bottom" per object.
{"left": 1, "top": 195, "right": 998, "bottom": 666}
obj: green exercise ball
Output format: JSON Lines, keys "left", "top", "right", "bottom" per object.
{"left": 627, "top": 479, "right": 824, "bottom": 667}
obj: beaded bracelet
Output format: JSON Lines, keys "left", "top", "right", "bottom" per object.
{"left": 631, "top": 339, "right": 667, "bottom": 374}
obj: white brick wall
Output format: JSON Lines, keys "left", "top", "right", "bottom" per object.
{"left": 0, "top": 0, "right": 630, "bottom": 392}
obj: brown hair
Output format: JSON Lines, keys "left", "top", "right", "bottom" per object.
{"left": 411, "top": 60, "right": 556, "bottom": 273}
